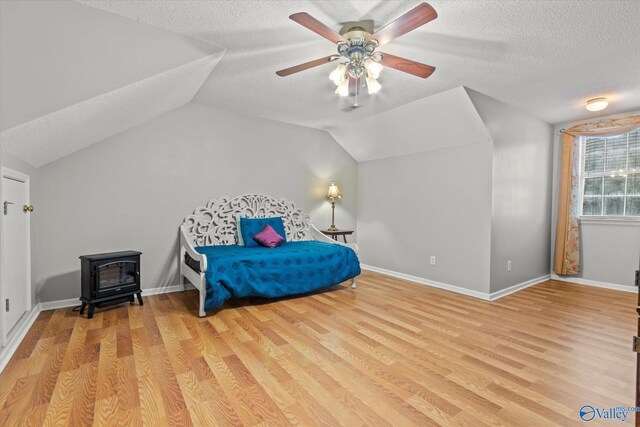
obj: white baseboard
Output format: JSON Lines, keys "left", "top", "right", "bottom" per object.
{"left": 1, "top": 283, "right": 186, "bottom": 374}
{"left": 39, "top": 298, "right": 80, "bottom": 311}
{"left": 35, "top": 284, "right": 186, "bottom": 313}
{"left": 0, "top": 304, "right": 41, "bottom": 373}
{"left": 488, "top": 275, "right": 550, "bottom": 300}
{"left": 143, "top": 284, "right": 185, "bottom": 296}
{"left": 361, "top": 264, "right": 549, "bottom": 301}
{"left": 361, "top": 264, "right": 492, "bottom": 300}
{"left": 550, "top": 274, "right": 636, "bottom": 293}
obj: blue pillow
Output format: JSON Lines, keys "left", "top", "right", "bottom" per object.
{"left": 239, "top": 217, "right": 287, "bottom": 247}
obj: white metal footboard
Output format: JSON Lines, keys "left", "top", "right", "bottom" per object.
{"left": 179, "top": 225, "right": 207, "bottom": 317}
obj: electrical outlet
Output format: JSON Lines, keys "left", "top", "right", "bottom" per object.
{"left": 5, "top": 299, "right": 9, "bottom": 312}
{"left": 430, "top": 256, "right": 436, "bottom": 265}
{"left": 507, "top": 260, "right": 512, "bottom": 271}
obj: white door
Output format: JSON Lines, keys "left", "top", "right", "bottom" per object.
{"left": 2, "top": 170, "right": 31, "bottom": 337}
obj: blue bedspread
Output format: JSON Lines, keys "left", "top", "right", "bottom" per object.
{"left": 195, "top": 241, "right": 361, "bottom": 311}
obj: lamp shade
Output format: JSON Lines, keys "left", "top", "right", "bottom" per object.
{"left": 326, "top": 181, "right": 342, "bottom": 199}
{"left": 329, "top": 63, "right": 346, "bottom": 86}
{"left": 365, "top": 74, "right": 381, "bottom": 94}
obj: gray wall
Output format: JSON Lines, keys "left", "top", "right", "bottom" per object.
{"left": 356, "top": 89, "right": 555, "bottom": 296}
{"left": 578, "top": 223, "right": 640, "bottom": 286}
{"left": 466, "top": 89, "right": 554, "bottom": 293}
{"left": 357, "top": 141, "right": 494, "bottom": 294}
{"left": 1, "top": 150, "right": 39, "bottom": 309}
{"left": 35, "top": 103, "right": 357, "bottom": 302}
{"left": 551, "top": 110, "right": 640, "bottom": 287}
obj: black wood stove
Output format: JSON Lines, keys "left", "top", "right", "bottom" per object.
{"left": 79, "top": 250, "right": 142, "bottom": 319}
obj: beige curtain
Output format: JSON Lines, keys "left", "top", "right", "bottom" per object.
{"left": 554, "top": 114, "right": 640, "bottom": 275}
{"left": 554, "top": 133, "right": 581, "bottom": 274}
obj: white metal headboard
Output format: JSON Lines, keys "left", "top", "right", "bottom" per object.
{"left": 181, "top": 194, "right": 311, "bottom": 246}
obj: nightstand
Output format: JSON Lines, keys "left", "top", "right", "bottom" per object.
{"left": 320, "top": 229, "right": 354, "bottom": 243}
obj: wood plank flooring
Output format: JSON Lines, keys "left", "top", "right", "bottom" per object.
{"left": 0, "top": 272, "right": 636, "bottom": 426}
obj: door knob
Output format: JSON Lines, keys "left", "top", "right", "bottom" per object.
{"left": 23, "top": 204, "right": 33, "bottom": 213}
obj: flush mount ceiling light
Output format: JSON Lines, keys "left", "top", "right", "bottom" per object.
{"left": 276, "top": 2, "right": 438, "bottom": 102}
{"left": 586, "top": 97, "right": 608, "bottom": 112}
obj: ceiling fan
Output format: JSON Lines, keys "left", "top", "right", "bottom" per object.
{"left": 276, "top": 2, "right": 438, "bottom": 99}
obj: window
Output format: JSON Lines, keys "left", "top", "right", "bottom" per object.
{"left": 580, "top": 129, "right": 639, "bottom": 217}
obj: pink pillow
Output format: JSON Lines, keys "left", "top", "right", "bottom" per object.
{"left": 253, "top": 224, "right": 285, "bottom": 248}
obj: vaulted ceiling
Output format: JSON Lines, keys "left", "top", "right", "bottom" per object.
{"left": 0, "top": 0, "right": 224, "bottom": 166}
{"left": 330, "top": 86, "right": 491, "bottom": 162}
{"left": 76, "top": 0, "right": 640, "bottom": 129}
{"left": 1, "top": 1, "right": 639, "bottom": 167}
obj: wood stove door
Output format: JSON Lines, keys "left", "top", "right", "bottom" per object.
{"left": 95, "top": 260, "right": 138, "bottom": 297}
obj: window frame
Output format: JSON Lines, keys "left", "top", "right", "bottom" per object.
{"left": 578, "top": 131, "right": 640, "bottom": 221}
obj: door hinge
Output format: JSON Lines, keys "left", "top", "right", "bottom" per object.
{"left": 5, "top": 299, "right": 8, "bottom": 312}
{"left": 3, "top": 201, "right": 14, "bottom": 215}
{"left": 634, "top": 336, "right": 640, "bottom": 353}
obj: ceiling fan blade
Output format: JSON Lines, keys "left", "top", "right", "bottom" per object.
{"left": 379, "top": 53, "right": 435, "bottom": 78}
{"left": 290, "top": 12, "right": 347, "bottom": 44}
{"left": 276, "top": 55, "right": 338, "bottom": 77}
{"left": 366, "top": 2, "right": 437, "bottom": 46}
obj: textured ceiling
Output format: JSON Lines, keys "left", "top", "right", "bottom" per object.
{"left": 0, "top": 0, "right": 221, "bottom": 132}
{"left": 2, "top": 1, "right": 639, "bottom": 167}
{"left": 1, "top": 54, "right": 224, "bottom": 167}
{"left": 78, "top": 0, "right": 640, "bottom": 129}
{"left": 330, "top": 86, "right": 490, "bottom": 162}
{"left": 0, "top": 0, "right": 225, "bottom": 167}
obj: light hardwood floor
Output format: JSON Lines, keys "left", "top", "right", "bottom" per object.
{"left": 0, "top": 271, "right": 635, "bottom": 426}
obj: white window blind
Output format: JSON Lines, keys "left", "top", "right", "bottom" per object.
{"left": 581, "top": 129, "right": 640, "bottom": 217}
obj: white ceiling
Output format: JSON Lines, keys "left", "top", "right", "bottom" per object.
{"left": 0, "top": 0, "right": 221, "bottom": 132}
{"left": 2, "top": 54, "right": 223, "bottom": 167}
{"left": 78, "top": 0, "right": 640, "bottom": 129}
{"left": 0, "top": 0, "right": 225, "bottom": 167}
{"left": 330, "top": 86, "right": 490, "bottom": 162}
{"left": 1, "top": 1, "right": 639, "bottom": 167}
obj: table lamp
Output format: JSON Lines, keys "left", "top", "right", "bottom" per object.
{"left": 325, "top": 181, "right": 342, "bottom": 231}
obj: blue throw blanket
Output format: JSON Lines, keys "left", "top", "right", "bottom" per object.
{"left": 195, "top": 241, "right": 361, "bottom": 311}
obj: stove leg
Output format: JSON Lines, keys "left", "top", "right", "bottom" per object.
{"left": 80, "top": 302, "right": 86, "bottom": 315}
{"left": 88, "top": 304, "right": 95, "bottom": 319}
{"left": 136, "top": 292, "right": 143, "bottom": 306}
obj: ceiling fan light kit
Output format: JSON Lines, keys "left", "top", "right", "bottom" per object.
{"left": 366, "top": 60, "right": 383, "bottom": 79}
{"left": 335, "top": 80, "right": 349, "bottom": 97}
{"left": 330, "top": 37, "right": 383, "bottom": 96}
{"left": 277, "top": 2, "right": 438, "bottom": 104}
{"left": 329, "top": 63, "right": 347, "bottom": 85}
{"left": 365, "top": 73, "right": 382, "bottom": 94}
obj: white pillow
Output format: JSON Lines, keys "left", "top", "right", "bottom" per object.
{"left": 236, "top": 217, "right": 245, "bottom": 246}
